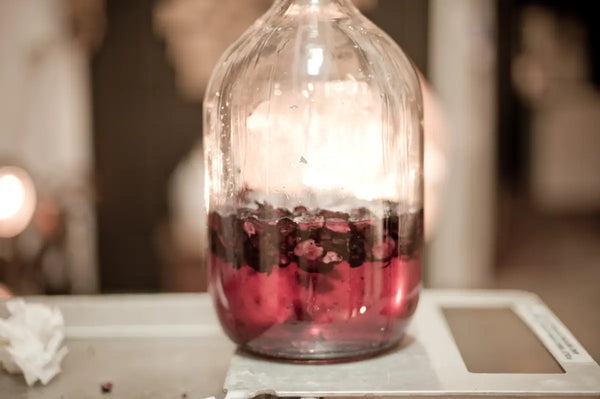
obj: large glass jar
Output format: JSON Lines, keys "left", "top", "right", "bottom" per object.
{"left": 204, "top": 0, "right": 423, "bottom": 360}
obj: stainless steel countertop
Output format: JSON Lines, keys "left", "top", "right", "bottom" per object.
{"left": 1, "top": 291, "right": 599, "bottom": 399}
{"left": 1, "top": 294, "right": 234, "bottom": 399}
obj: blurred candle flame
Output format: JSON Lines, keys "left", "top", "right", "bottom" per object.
{"left": 0, "top": 174, "right": 25, "bottom": 220}
{"left": 0, "top": 167, "right": 37, "bottom": 238}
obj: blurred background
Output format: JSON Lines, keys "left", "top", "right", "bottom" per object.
{"left": 0, "top": 0, "right": 598, "bottom": 362}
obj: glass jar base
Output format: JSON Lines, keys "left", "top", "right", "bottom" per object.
{"left": 241, "top": 332, "right": 406, "bottom": 361}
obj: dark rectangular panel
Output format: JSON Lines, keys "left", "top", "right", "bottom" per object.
{"left": 443, "top": 307, "right": 564, "bottom": 374}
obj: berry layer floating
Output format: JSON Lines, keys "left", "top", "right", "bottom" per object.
{"left": 208, "top": 203, "right": 423, "bottom": 359}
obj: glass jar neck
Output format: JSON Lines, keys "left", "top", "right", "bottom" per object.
{"left": 276, "top": 0, "right": 352, "bottom": 4}
{"left": 273, "top": 0, "right": 356, "bottom": 9}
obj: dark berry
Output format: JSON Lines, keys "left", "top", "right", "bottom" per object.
{"left": 348, "top": 234, "right": 366, "bottom": 268}
{"left": 293, "top": 205, "right": 307, "bottom": 216}
{"left": 321, "top": 250, "right": 342, "bottom": 264}
{"left": 350, "top": 207, "right": 373, "bottom": 221}
{"left": 298, "top": 216, "right": 324, "bottom": 231}
{"left": 325, "top": 219, "right": 350, "bottom": 233}
{"left": 315, "top": 260, "right": 336, "bottom": 274}
{"left": 275, "top": 207, "right": 293, "bottom": 218}
{"left": 385, "top": 215, "right": 399, "bottom": 239}
{"left": 318, "top": 209, "right": 349, "bottom": 220}
{"left": 243, "top": 217, "right": 263, "bottom": 236}
{"left": 276, "top": 217, "right": 296, "bottom": 236}
{"left": 294, "top": 239, "right": 324, "bottom": 260}
{"left": 253, "top": 201, "right": 275, "bottom": 219}
{"left": 100, "top": 381, "right": 113, "bottom": 394}
{"left": 279, "top": 254, "right": 290, "bottom": 266}
{"left": 243, "top": 239, "right": 260, "bottom": 271}
{"left": 352, "top": 220, "right": 372, "bottom": 240}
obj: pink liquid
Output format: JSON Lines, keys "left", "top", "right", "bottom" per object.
{"left": 209, "top": 205, "right": 422, "bottom": 359}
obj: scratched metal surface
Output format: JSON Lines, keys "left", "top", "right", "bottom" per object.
{"left": 1, "top": 291, "right": 599, "bottom": 399}
{"left": 0, "top": 294, "right": 234, "bottom": 399}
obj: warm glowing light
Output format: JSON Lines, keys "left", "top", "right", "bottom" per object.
{"left": 0, "top": 167, "right": 37, "bottom": 238}
{"left": 307, "top": 47, "right": 324, "bottom": 76}
{"left": 0, "top": 174, "right": 25, "bottom": 219}
{"left": 394, "top": 288, "right": 404, "bottom": 306}
{"left": 244, "top": 81, "right": 407, "bottom": 202}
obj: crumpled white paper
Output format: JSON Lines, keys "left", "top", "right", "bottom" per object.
{"left": 0, "top": 299, "right": 68, "bottom": 386}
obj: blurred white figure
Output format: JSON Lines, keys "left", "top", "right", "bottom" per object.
{"left": 0, "top": 0, "right": 103, "bottom": 293}
{"left": 513, "top": 6, "right": 600, "bottom": 212}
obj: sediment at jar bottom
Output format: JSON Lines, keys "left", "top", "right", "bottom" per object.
{"left": 208, "top": 204, "right": 422, "bottom": 359}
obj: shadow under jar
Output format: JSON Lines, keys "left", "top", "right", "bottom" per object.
{"left": 204, "top": 0, "right": 423, "bottom": 360}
